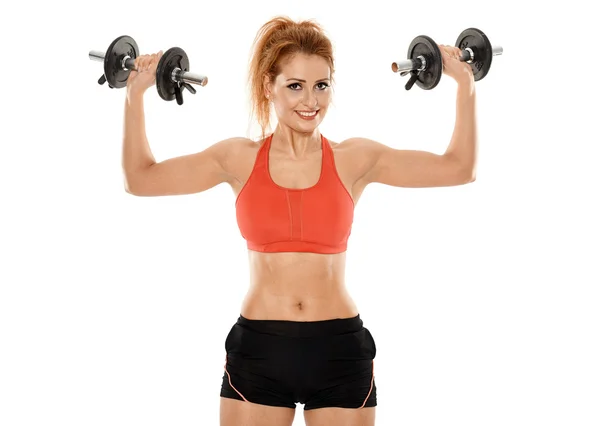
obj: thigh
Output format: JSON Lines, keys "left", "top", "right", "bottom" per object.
{"left": 303, "top": 327, "right": 377, "bottom": 410}
{"left": 303, "top": 406, "right": 376, "bottom": 426}
{"left": 220, "top": 397, "right": 296, "bottom": 426}
{"left": 220, "top": 323, "right": 298, "bottom": 425}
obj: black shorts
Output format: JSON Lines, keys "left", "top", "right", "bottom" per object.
{"left": 220, "top": 314, "right": 377, "bottom": 410}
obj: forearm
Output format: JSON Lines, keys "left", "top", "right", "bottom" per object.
{"left": 444, "top": 79, "right": 477, "bottom": 175}
{"left": 122, "top": 92, "right": 156, "bottom": 182}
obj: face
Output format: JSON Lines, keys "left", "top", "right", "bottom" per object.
{"left": 265, "top": 54, "right": 332, "bottom": 132}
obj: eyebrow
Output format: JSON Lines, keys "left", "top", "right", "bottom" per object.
{"left": 286, "top": 78, "right": 330, "bottom": 83}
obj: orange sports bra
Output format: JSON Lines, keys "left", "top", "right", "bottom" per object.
{"left": 235, "top": 133, "right": 355, "bottom": 254}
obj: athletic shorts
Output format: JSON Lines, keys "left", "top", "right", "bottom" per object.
{"left": 220, "top": 314, "right": 377, "bottom": 410}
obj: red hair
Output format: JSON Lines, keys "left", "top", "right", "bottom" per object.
{"left": 247, "top": 16, "right": 336, "bottom": 141}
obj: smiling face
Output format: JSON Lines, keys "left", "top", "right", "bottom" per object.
{"left": 264, "top": 54, "right": 333, "bottom": 133}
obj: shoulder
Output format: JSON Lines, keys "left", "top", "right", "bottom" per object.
{"left": 326, "top": 136, "right": 385, "bottom": 184}
{"left": 218, "top": 136, "right": 258, "bottom": 152}
{"left": 213, "top": 136, "right": 262, "bottom": 160}
{"left": 331, "top": 136, "right": 384, "bottom": 153}
{"left": 329, "top": 136, "right": 385, "bottom": 164}
{"left": 214, "top": 136, "right": 265, "bottom": 182}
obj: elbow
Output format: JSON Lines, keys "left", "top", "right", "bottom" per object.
{"left": 124, "top": 181, "right": 140, "bottom": 196}
{"left": 124, "top": 180, "right": 141, "bottom": 196}
{"left": 124, "top": 180, "right": 153, "bottom": 197}
{"left": 123, "top": 170, "right": 148, "bottom": 196}
{"left": 122, "top": 162, "right": 156, "bottom": 196}
{"left": 462, "top": 168, "right": 476, "bottom": 184}
{"left": 455, "top": 165, "right": 476, "bottom": 185}
{"left": 445, "top": 154, "right": 476, "bottom": 185}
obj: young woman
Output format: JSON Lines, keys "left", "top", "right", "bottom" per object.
{"left": 123, "top": 16, "right": 476, "bottom": 426}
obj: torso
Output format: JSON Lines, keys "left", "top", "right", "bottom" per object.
{"left": 227, "top": 134, "right": 372, "bottom": 321}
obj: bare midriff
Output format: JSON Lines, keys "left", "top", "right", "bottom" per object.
{"left": 240, "top": 250, "right": 359, "bottom": 321}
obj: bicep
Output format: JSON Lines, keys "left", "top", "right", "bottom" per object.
{"left": 362, "top": 141, "right": 473, "bottom": 188}
{"left": 126, "top": 138, "right": 240, "bottom": 196}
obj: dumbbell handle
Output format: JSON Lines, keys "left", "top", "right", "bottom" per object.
{"left": 391, "top": 45, "right": 503, "bottom": 73}
{"left": 89, "top": 50, "right": 208, "bottom": 86}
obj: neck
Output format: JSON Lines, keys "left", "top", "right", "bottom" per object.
{"left": 271, "top": 125, "right": 322, "bottom": 158}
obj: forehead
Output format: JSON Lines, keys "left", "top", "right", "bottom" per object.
{"left": 277, "top": 54, "right": 330, "bottom": 80}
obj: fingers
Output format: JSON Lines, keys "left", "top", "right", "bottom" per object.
{"left": 135, "top": 54, "right": 152, "bottom": 72}
{"left": 133, "top": 51, "right": 164, "bottom": 72}
{"left": 437, "top": 43, "right": 474, "bottom": 80}
{"left": 438, "top": 44, "right": 461, "bottom": 59}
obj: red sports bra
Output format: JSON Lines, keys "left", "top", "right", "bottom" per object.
{"left": 235, "top": 133, "right": 355, "bottom": 254}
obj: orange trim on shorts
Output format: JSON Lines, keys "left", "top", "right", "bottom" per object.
{"left": 224, "top": 354, "right": 249, "bottom": 402}
{"left": 359, "top": 359, "right": 375, "bottom": 409}
{"left": 224, "top": 354, "right": 372, "bottom": 408}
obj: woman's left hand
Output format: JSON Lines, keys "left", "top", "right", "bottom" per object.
{"left": 438, "top": 44, "right": 474, "bottom": 84}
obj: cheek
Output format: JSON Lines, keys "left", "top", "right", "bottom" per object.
{"left": 275, "top": 100, "right": 297, "bottom": 115}
{"left": 282, "top": 97, "right": 302, "bottom": 112}
{"left": 320, "top": 90, "right": 332, "bottom": 102}
{"left": 286, "top": 91, "right": 303, "bottom": 104}
{"left": 314, "top": 91, "right": 331, "bottom": 107}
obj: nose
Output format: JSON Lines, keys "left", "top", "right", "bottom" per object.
{"left": 303, "top": 90, "right": 318, "bottom": 109}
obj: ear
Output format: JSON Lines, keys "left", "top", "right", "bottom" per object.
{"left": 263, "top": 74, "right": 272, "bottom": 99}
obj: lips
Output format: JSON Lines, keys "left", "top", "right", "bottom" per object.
{"left": 296, "top": 110, "right": 319, "bottom": 120}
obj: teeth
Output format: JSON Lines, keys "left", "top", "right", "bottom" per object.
{"left": 297, "top": 111, "right": 317, "bottom": 117}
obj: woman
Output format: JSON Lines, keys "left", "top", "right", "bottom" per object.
{"left": 123, "top": 16, "right": 476, "bottom": 426}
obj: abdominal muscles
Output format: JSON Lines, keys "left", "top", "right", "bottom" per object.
{"left": 239, "top": 251, "right": 359, "bottom": 321}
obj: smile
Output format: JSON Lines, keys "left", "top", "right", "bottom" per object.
{"left": 296, "top": 110, "right": 319, "bottom": 120}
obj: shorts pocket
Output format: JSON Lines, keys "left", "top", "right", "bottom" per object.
{"left": 363, "top": 327, "right": 377, "bottom": 359}
{"left": 224, "top": 324, "right": 238, "bottom": 352}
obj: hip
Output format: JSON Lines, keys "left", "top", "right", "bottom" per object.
{"left": 224, "top": 313, "right": 377, "bottom": 363}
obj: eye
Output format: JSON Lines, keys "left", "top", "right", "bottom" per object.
{"left": 287, "top": 82, "right": 330, "bottom": 90}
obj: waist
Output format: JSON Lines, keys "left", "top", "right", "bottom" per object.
{"left": 240, "top": 289, "right": 358, "bottom": 321}
{"left": 234, "top": 313, "right": 364, "bottom": 338}
{"left": 242, "top": 250, "right": 357, "bottom": 321}
{"left": 249, "top": 250, "right": 345, "bottom": 281}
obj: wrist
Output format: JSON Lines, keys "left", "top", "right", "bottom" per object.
{"left": 126, "top": 89, "right": 145, "bottom": 104}
{"left": 456, "top": 76, "right": 475, "bottom": 95}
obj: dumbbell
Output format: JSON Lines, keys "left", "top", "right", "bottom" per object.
{"left": 89, "top": 35, "right": 208, "bottom": 105}
{"left": 390, "top": 28, "right": 503, "bottom": 90}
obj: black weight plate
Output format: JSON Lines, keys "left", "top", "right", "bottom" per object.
{"left": 104, "top": 36, "right": 138, "bottom": 89}
{"left": 156, "top": 47, "right": 190, "bottom": 102}
{"left": 455, "top": 28, "right": 492, "bottom": 81}
{"left": 407, "top": 35, "right": 442, "bottom": 90}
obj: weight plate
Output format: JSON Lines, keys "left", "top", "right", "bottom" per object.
{"left": 455, "top": 28, "right": 492, "bottom": 81}
{"left": 407, "top": 35, "right": 442, "bottom": 90}
{"left": 104, "top": 35, "right": 138, "bottom": 89}
{"left": 156, "top": 47, "right": 190, "bottom": 102}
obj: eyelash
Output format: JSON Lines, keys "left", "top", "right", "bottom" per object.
{"left": 288, "top": 82, "right": 330, "bottom": 91}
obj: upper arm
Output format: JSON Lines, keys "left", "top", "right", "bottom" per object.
{"left": 353, "top": 137, "right": 475, "bottom": 188}
{"left": 125, "top": 137, "right": 248, "bottom": 196}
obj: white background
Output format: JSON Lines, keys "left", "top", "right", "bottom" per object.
{"left": 1, "top": 1, "right": 599, "bottom": 425}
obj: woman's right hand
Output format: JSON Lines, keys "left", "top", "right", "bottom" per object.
{"left": 126, "top": 51, "right": 164, "bottom": 97}
{"left": 438, "top": 44, "right": 473, "bottom": 85}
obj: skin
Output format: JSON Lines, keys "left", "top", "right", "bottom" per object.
{"left": 124, "top": 44, "right": 476, "bottom": 426}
